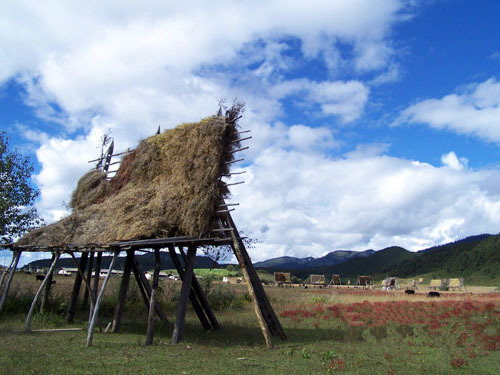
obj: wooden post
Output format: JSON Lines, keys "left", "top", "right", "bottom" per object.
{"left": 229, "top": 230, "right": 273, "bottom": 349}
{"left": 112, "top": 250, "right": 134, "bottom": 333}
{"left": 90, "top": 252, "right": 103, "bottom": 319}
{"left": 178, "top": 246, "right": 219, "bottom": 329}
{"left": 87, "top": 250, "right": 118, "bottom": 347}
{"left": 172, "top": 245, "right": 196, "bottom": 344}
{"left": 26, "top": 252, "right": 60, "bottom": 332}
{"left": 0, "top": 250, "right": 22, "bottom": 313}
{"left": 131, "top": 260, "right": 151, "bottom": 311}
{"left": 0, "top": 251, "right": 17, "bottom": 291}
{"left": 146, "top": 248, "right": 161, "bottom": 345}
{"left": 224, "top": 211, "right": 286, "bottom": 341}
{"left": 66, "top": 252, "right": 88, "bottom": 323}
{"left": 167, "top": 245, "right": 211, "bottom": 331}
{"left": 131, "top": 259, "right": 169, "bottom": 323}
{"left": 83, "top": 251, "right": 95, "bottom": 308}
{"left": 40, "top": 253, "right": 56, "bottom": 315}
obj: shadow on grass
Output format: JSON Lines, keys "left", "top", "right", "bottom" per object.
{"left": 109, "top": 319, "right": 336, "bottom": 348}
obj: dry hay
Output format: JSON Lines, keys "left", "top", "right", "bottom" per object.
{"left": 274, "top": 272, "right": 291, "bottom": 283}
{"left": 19, "top": 115, "right": 241, "bottom": 247}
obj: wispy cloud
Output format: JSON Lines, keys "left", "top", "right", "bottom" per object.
{"left": 395, "top": 78, "right": 500, "bottom": 143}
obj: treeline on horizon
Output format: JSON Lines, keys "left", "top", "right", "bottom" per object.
{"left": 256, "top": 233, "right": 500, "bottom": 284}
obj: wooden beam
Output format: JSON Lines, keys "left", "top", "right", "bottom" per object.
{"left": 178, "top": 247, "right": 220, "bottom": 330}
{"left": 167, "top": 245, "right": 211, "bottom": 331}
{"left": 87, "top": 250, "right": 118, "bottom": 346}
{"left": 83, "top": 251, "right": 95, "bottom": 308}
{"left": 68, "top": 252, "right": 95, "bottom": 309}
{"left": 90, "top": 252, "right": 102, "bottom": 319}
{"left": 146, "top": 248, "right": 161, "bottom": 345}
{"left": 171, "top": 245, "right": 196, "bottom": 344}
{"left": 0, "top": 250, "right": 22, "bottom": 313}
{"left": 66, "top": 252, "right": 88, "bottom": 323}
{"left": 229, "top": 230, "right": 273, "bottom": 349}
{"left": 131, "top": 258, "right": 169, "bottom": 323}
{"left": 222, "top": 210, "right": 287, "bottom": 343}
{"left": 26, "top": 252, "right": 60, "bottom": 332}
{"left": 40, "top": 253, "right": 56, "bottom": 315}
{"left": 112, "top": 250, "right": 134, "bottom": 333}
{"left": 0, "top": 251, "right": 17, "bottom": 291}
{"left": 131, "top": 260, "right": 151, "bottom": 312}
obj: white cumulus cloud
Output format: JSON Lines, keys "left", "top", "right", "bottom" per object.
{"left": 396, "top": 78, "right": 500, "bottom": 143}
{"left": 228, "top": 150, "right": 500, "bottom": 261}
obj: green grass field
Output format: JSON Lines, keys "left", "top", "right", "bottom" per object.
{"left": 1, "top": 273, "right": 500, "bottom": 374}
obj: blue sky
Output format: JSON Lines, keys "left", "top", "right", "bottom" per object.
{"left": 2, "top": 1, "right": 500, "bottom": 266}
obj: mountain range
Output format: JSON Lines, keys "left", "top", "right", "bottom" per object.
{"left": 254, "top": 233, "right": 499, "bottom": 284}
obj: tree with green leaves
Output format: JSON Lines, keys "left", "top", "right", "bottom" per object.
{"left": 0, "top": 132, "right": 43, "bottom": 243}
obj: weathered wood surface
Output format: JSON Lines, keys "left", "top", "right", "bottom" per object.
{"left": 222, "top": 210, "right": 286, "bottom": 344}
{"left": 40, "top": 253, "right": 56, "bottom": 315}
{"left": 87, "top": 250, "right": 118, "bottom": 347}
{"left": 131, "top": 258, "right": 168, "bottom": 323}
{"left": 31, "top": 328, "right": 83, "bottom": 332}
{"left": 0, "top": 251, "right": 17, "bottom": 291}
{"left": 167, "top": 245, "right": 211, "bottom": 331}
{"left": 90, "top": 251, "right": 102, "bottom": 319}
{"left": 172, "top": 245, "right": 196, "bottom": 344}
{"left": 83, "top": 251, "right": 95, "bottom": 308}
{"left": 178, "top": 246, "right": 219, "bottom": 330}
{"left": 229, "top": 229, "right": 273, "bottom": 349}
{"left": 0, "top": 250, "right": 22, "bottom": 313}
{"left": 146, "top": 248, "right": 161, "bottom": 345}
{"left": 131, "top": 260, "right": 151, "bottom": 311}
{"left": 26, "top": 252, "right": 60, "bottom": 332}
{"left": 66, "top": 252, "right": 88, "bottom": 323}
{"left": 112, "top": 250, "right": 134, "bottom": 333}
{"left": 68, "top": 252, "right": 95, "bottom": 309}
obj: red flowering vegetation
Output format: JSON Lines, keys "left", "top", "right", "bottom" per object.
{"left": 328, "top": 358, "right": 346, "bottom": 372}
{"left": 279, "top": 299, "right": 500, "bottom": 355}
{"left": 450, "top": 356, "right": 468, "bottom": 369}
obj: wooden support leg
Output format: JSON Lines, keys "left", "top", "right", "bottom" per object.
{"left": 230, "top": 231, "right": 273, "bottom": 349}
{"left": 40, "top": 253, "right": 56, "bottom": 315}
{"left": 224, "top": 212, "right": 286, "bottom": 341}
{"left": 146, "top": 248, "right": 161, "bottom": 345}
{"left": 87, "top": 250, "right": 119, "bottom": 347}
{"left": 171, "top": 245, "right": 196, "bottom": 344}
{"left": 131, "top": 259, "right": 169, "bottom": 323}
{"left": 112, "top": 250, "right": 134, "bottom": 333}
{"left": 178, "top": 246, "right": 220, "bottom": 329}
{"left": 66, "top": 252, "right": 88, "bottom": 323}
{"left": 0, "top": 251, "right": 17, "bottom": 291}
{"left": 90, "top": 252, "right": 102, "bottom": 319}
{"left": 131, "top": 260, "right": 151, "bottom": 311}
{"left": 168, "top": 245, "right": 211, "bottom": 331}
{"left": 26, "top": 252, "right": 60, "bottom": 332}
{"left": 0, "top": 250, "right": 22, "bottom": 313}
{"left": 83, "top": 251, "right": 95, "bottom": 308}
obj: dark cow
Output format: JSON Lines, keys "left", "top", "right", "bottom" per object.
{"left": 404, "top": 289, "right": 415, "bottom": 295}
{"left": 427, "top": 291, "right": 440, "bottom": 297}
{"left": 35, "top": 274, "right": 56, "bottom": 284}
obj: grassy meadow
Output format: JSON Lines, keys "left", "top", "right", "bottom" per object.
{"left": 1, "top": 272, "right": 500, "bottom": 374}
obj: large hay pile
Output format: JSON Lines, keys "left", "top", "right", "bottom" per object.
{"left": 19, "top": 115, "right": 241, "bottom": 247}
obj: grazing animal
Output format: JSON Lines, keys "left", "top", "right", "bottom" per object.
{"left": 404, "top": 289, "right": 415, "bottom": 294}
{"left": 35, "top": 274, "right": 56, "bottom": 284}
{"left": 427, "top": 291, "right": 440, "bottom": 298}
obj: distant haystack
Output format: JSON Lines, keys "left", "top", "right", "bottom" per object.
{"left": 19, "top": 115, "right": 241, "bottom": 247}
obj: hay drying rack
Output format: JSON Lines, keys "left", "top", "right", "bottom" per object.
{"left": 0, "top": 111, "right": 286, "bottom": 349}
